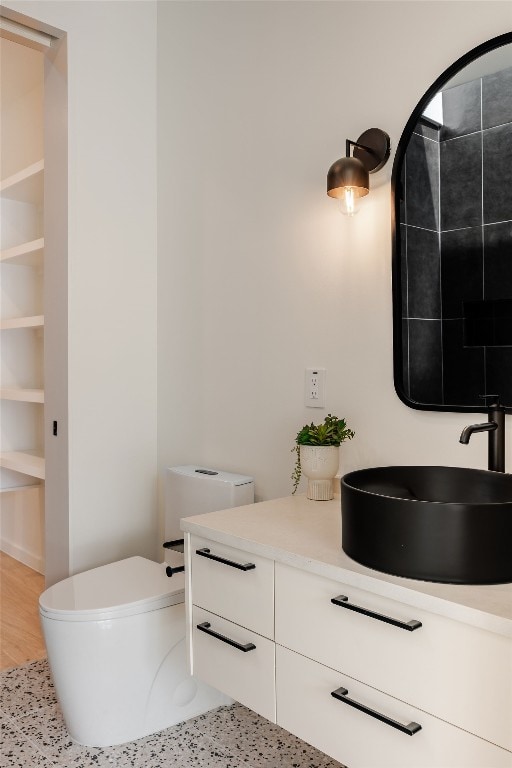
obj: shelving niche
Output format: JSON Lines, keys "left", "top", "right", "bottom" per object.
{"left": 0, "top": 37, "right": 45, "bottom": 573}
{"left": 1, "top": 160, "right": 45, "bottom": 481}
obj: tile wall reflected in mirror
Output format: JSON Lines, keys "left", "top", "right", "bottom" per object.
{"left": 398, "top": 56, "right": 512, "bottom": 409}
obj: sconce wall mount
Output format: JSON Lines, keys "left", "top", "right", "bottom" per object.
{"left": 327, "top": 128, "right": 390, "bottom": 214}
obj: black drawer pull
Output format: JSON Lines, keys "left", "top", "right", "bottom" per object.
{"left": 331, "top": 687, "right": 422, "bottom": 736}
{"left": 196, "top": 547, "right": 256, "bottom": 571}
{"left": 196, "top": 621, "right": 256, "bottom": 652}
{"left": 163, "top": 538, "right": 184, "bottom": 553}
{"left": 331, "top": 595, "right": 422, "bottom": 631}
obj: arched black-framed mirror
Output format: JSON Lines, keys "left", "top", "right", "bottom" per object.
{"left": 392, "top": 31, "right": 512, "bottom": 414}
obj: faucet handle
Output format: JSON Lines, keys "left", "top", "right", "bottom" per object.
{"left": 479, "top": 394, "right": 501, "bottom": 408}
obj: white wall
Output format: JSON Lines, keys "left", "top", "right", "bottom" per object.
{"left": 157, "top": 1, "right": 512, "bottom": 502}
{"left": 5, "top": 1, "right": 159, "bottom": 581}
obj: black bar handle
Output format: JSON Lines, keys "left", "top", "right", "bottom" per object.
{"left": 196, "top": 621, "right": 256, "bottom": 652}
{"left": 166, "top": 565, "right": 185, "bottom": 577}
{"left": 195, "top": 547, "right": 256, "bottom": 571}
{"left": 163, "top": 538, "right": 184, "bottom": 549}
{"left": 331, "top": 595, "right": 422, "bottom": 631}
{"left": 331, "top": 687, "right": 422, "bottom": 736}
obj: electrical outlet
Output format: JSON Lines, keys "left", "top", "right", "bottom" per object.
{"left": 305, "top": 368, "right": 326, "bottom": 408}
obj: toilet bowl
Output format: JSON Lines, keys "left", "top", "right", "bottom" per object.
{"left": 39, "top": 465, "right": 254, "bottom": 747}
{"left": 39, "top": 556, "right": 230, "bottom": 746}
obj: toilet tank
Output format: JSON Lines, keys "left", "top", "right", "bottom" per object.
{"left": 164, "top": 465, "right": 254, "bottom": 543}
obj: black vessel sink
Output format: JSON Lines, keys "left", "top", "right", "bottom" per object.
{"left": 341, "top": 466, "right": 512, "bottom": 584}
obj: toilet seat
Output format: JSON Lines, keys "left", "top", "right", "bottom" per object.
{"left": 39, "top": 556, "right": 184, "bottom": 623}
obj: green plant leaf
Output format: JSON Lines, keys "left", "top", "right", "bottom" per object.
{"left": 294, "top": 413, "right": 354, "bottom": 447}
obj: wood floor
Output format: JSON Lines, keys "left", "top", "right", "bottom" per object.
{"left": 0, "top": 552, "right": 47, "bottom": 671}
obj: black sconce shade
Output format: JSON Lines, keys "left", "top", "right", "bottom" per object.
{"left": 327, "top": 156, "right": 369, "bottom": 200}
{"left": 327, "top": 128, "right": 391, "bottom": 204}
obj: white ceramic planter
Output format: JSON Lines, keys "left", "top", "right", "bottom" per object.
{"left": 300, "top": 445, "right": 340, "bottom": 501}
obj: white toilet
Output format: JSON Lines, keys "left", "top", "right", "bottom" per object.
{"left": 39, "top": 466, "right": 254, "bottom": 747}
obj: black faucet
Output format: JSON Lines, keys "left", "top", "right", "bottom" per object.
{"left": 459, "top": 395, "right": 505, "bottom": 472}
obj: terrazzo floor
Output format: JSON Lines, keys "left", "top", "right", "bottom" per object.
{"left": 0, "top": 659, "right": 345, "bottom": 767}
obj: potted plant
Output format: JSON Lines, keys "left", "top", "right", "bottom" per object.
{"left": 292, "top": 414, "right": 354, "bottom": 500}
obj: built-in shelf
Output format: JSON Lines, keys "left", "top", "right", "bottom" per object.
{"left": 0, "top": 451, "right": 45, "bottom": 480}
{"left": 0, "top": 160, "right": 44, "bottom": 204}
{"left": 0, "top": 483, "right": 43, "bottom": 494}
{"left": 0, "top": 315, "right": 44, "bottom": 330}
{"left": 0, "top": 237, "right": 44, "bottom": 266}
{"left": 0, "top": 388, "right": 44, "bottom": 403}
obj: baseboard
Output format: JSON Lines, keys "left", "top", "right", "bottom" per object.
{"left": 0, "top": 539, "right": 44, "bottom": 574}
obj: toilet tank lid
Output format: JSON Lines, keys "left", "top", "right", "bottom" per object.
{"left": 168, "top": 465, "right": 254, "bottom": 486}
{"left": 39, "top": 557, "right": 184, "bottom": 622}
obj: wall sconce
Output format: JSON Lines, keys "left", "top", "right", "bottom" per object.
{"left": 327, "top": 128, "right": 390, "bottom": 215}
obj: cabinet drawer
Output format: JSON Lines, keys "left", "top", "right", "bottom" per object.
{"left": 192, "top": 606, "right": 275, "bottom": 722}
{"left": 276, "top": 645, "right": 512, "bottom": 768}
{"left": 190, "top": 535, "right": 274, "bottom": 638}
{"left": 275, "top": 562, "right": 512, "bottom": 751}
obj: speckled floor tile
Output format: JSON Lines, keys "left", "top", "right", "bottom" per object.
{"left": 16, "top": 705, "right": 236, "bottom": 768}
{"left": 14, "top": 702, "right": 88, "bottom": 765}
{"left": 0, "top": 659, "right": 56, "bottom": 718}
{"left": 0, "top": 713, "right": 57, "bottom": 767}
{"left": 117, "top": 727, "right": 249, "bottom": 767}
{"left": 1, "top": 661, "right": 344, "bottom": 767}
{"left": 195, "top": 703, "right": 340, "bottom": 767}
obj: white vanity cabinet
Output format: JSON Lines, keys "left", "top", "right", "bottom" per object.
{"left": 276, "top": 645, "right": 511, "bottom": 768}
{"left": 275, "top": 562, "right": 512, "bottom": 753}
{"left": 183, "top": 496, "right": 512, "bottom": 768}
{"left": 188, "top": 535, "right": 276, "bottom": 722}
{"left": 275, "top": 563, "right": 512, "bottom": 767}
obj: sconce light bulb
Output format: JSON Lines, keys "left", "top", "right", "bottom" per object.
{"left": 339, "top": 187, "right": 361, "bottom": 216}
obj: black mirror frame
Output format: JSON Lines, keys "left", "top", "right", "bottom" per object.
{"left": 391, "top": 31, "right": 512, "bottom": 415}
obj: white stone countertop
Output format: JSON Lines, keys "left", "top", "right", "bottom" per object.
{"left": 181, "top": 494, "right": 512, "bottom": 638}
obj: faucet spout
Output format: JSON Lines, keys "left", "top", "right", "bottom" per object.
{"left": 459, "top": 422, "right": 497, "bottom": 444}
